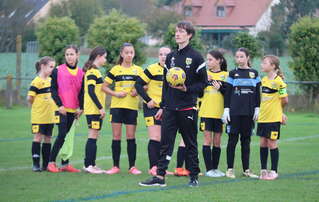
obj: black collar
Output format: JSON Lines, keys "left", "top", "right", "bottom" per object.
{"left": 177, "top": 44, "right": 191, "bottom": 54}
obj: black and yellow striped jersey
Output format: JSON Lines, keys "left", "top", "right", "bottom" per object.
{"left": 199, "top": 70, "right": 228, "bottom": 118}
{"left": 138, "top": 63, "right": 163, "bottom": 107}
{"left": 105, "top": 64, "right": 143, "bottom": 110}
{"left": 28, "top": 76, "right": 57, "bottom": 124}
{"left": 258, "top": 76, "right": 288, "bottom": 123}
{"left": 84, "top": 68, "right": 106, "bottom": 115}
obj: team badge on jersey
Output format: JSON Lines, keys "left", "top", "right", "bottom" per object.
{"left": 185, "top": 57, "right": 192, "bottom": 68}
{"left": 249, "top": 72, "right": 255, "bottom": 78}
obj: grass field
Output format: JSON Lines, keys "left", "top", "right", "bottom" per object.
{"left": 0, "top": 107, "right": 318, "bottom": 202}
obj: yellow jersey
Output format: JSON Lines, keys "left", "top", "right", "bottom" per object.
{"left": 139, "top": 63, "right": 163, "bottom": 108}
{"left": 258, "top": 76, "right": 288, "bottom": 123}
{"left": 105, "top": 64, "right": 143, "bottom": 110}
{"left": 198, "top": 70, "right": 228, "bottom": 119}
{"left": 84, "top": 68, "right": 106, "bottom": 115}
{"left": 28, "top": 76, "right": 57, "bottom": 124}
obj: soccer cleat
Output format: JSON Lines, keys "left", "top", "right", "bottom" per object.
{"left": 243, "top": 169, "right": 258, "bottom": 178}
{"left": 60, "top": 164, "right": 81, "bottom": 173}
{"left": 83, "top": 165, "right": 105, "bottom": 174}
{"left": 148, "top": 166, "right": 157, "bottom": 176}
{"left": 214, "top": 169, "right": 225, "bottom": 177}
{"left": 226, "top": 168, "right": 236, "bottom": 178}
{"left": 265, "top": 170, "right": 278, "bottom": 180}
{"left": 93, "top": 166, "right": 107, "bottom": 174}
{"left": 174, "top": 168, "right": 189, "bottom": 176}
{"left": 32, "top": 165, "right": 41, "bottom": 172}
{"left": 188, "top": 177, "right": 199, "bottom": 187}
{"left": 259, "top": 169, "right": 268, "bottom": 180}
{"left": 128, "top": 166, "right": 142, "bottom": 175}
{"left": 105, "top": 166, "right": 120, "bottom": 175}
{"left": 47, "top": 163, "right": 60, "bottom": 173}
{"left": 205, "top": 169, "right": 224, "bottom": 177}
{"left": 165, "top": 170, "right": 174, "bottom": 175}
{"left": 139, "top": 176, "right": 166, "bottom": 187}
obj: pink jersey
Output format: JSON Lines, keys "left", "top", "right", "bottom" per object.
{"left": 57, "top": 64, "right": 84, "bottom": 109}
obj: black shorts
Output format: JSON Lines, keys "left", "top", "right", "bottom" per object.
{"left": 226, "top": 115, "right": 254, "bottom": 135}
{"left": 110, "top": 108, "right": 138, "bottom": 125}
{"left": 200, "top": 117, "right": 223, "bottom": 133}
{"left": 257, "top": 122, "right": 281, "bottom": 140}
{"left": 86, "top": 115, "right": 103, "bottom": 130}
{"left": 143, "top": 103, "right": 161, "bottom": 126}
{"left": 31, "top": 124, "right": 54, "bottom": 136}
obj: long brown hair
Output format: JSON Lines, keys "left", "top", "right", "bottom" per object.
{"left": 263, "top": 55, "right": 284, "bottom": 79}
{"left": 208, "top": 50, "right": 227, "bottom": 71}
{"left": 117, "top": 42, "right": 134, "bottom": 65}
{"left": 35, "top": 56, "right": 55, "bottom": 73}
{"left": 236, "top": 47, "right": 251, "bottom": 67}
{"left": 83, "top": 46, "right": 106, "bottom": 72}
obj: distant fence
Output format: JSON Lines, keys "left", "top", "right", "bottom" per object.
{"left": 0, "top": 76, "right": 318, "bottom": 111}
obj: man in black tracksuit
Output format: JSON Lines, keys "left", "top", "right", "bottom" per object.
{"left": 139, "top": 21, "right": 207, "bottom": 187}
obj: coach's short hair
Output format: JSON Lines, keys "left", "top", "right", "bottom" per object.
{"left": 176, "top": 21, "right": 195, "bottom": 40}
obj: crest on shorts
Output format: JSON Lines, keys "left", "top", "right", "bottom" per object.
{"left": 185, "top": 58, "right": 192, "bottom": 65}
{"left": 249, "top": 72, "right": 255, "bottom": 78}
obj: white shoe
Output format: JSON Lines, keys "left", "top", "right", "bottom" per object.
{"left": 93, "top": 165, "right": 107, "bottom": 174}
{"left": 205, "top": 170, "right": 216, "bottom": 177}
{"left": 243, "top": 169, "right": 259, "bottom": 178}
{"left": 259, "top": 169, "right": 268, "bottom": 180}
{"left": 83, "top": 165, "right": 104, "bottom": 174}
{"left": 213, "top": 169, "right": 225, "bottom": 177}
{"left": 226, "top": 168, "right": 236, "bottom": 178}
{"left": 265, "top": 170, "right": 278, "bottom": 180}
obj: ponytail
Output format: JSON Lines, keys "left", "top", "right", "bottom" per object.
{"left": 83, "top": 46, "right": 106, "bottom": 72}
{"left": 35, "top": 56, "right": 55, "bottom": 73}
{"left": 208, "top": 50, "right": 228, "bottom": 71}
{"left": 263, "top": 55, "right": 284, "bottom": 79}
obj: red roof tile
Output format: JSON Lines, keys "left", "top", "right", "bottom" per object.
{"left": 177, "top": 0, "right": 273, "bottom": 29}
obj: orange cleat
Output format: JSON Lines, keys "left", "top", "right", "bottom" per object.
{"left": 47, "top": 163, "right": 60, "bottom": 173}
{"left": 128, "top": 166, "right": 142, "bottom": 175}
{"left": 105, "top": 166, "right": 120, "bottom": 175}
{"left": 60, "top": 164, "right": 80, "bottom": 173}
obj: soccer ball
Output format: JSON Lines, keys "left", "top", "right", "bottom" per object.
{"left": 166, "top": 67, "right": 186, "bottom": 86}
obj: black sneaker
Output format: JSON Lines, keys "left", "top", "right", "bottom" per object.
{"left": 138, "top": 176, "right": 166, "bottom": 187}
{"left": 188, "top": 178, "right": 199, "bottom": 187}
{"left": 32, "top": 165, "right": 41, "bottom": 172}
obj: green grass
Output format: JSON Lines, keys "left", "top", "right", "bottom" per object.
{"left": 0, "top": 107, "right": 318, "bottom": 201}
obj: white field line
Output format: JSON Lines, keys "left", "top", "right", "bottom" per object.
{"left": 1, "top": 134, "right": 319, "bottom": 172}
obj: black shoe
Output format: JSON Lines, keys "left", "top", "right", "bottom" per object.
{"left": 139, "top": 176, "right": 166, "bottom": 187}
{"left": 32, "top": 165, "right": 41, "bottom": 172}
{"left": 188, "top": 178, "right": 199, "bottom": 187}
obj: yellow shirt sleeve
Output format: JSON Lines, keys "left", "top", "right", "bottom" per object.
{"left": 105, "top": 67, "right": 115, "bottom": 84}
{"left": 139, "top": 66, "right": 152, "bottom": 83}
{"left": 86, "top": 70, "right": 97, "bottom": 86}
{"left": 278, "top": 78, "right": 288, "bottom": 98}
{"left": 28, "top": 79, "right": 39, "bottom": 97}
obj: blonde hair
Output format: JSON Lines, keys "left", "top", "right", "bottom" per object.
{"left": 263, "top": 55, "right": 284, "bottom": 79}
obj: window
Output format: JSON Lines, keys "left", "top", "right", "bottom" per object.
{"left": 216, "top": 6, "right": 225, "bottom": 17}
{"left": 184, "top": 6, "right": 192, "bottom": 17}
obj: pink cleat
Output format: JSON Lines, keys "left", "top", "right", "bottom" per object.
{"left": 105, "top": 166, "right": 120, "bottom": 175}
{"left": 129, "top": 166, "right": 142, "bottom": 175}
{"left": 265, "top": 170, "right": 278, "bottom": 180}
{"left": 148, "top": 166, "right": 157, "bottom": 176}
{"left": 259, "top": 169, "right": 268, "bottom": 180}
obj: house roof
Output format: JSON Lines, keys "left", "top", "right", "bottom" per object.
{"left": 177, "top": 0, "right": 274, "bottom": 30}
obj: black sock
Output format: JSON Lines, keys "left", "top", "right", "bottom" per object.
{"left": 212, "top": 146, "right": 221, "bottom": 170}
{"left": 112, "top": 140, "right": 121, "bottom": 167}
{"left": 127, "top": 139, "right": 136, "bottom": 169}
{"left": 41, "top": 143, "right": 51, "bottom": 169}
{"left": 270, "top": 148, "right": 279, "bottom": 172}
{"left": 148, "top": 140, "right": 160, "bottom": 168}
{"left": 260, "top": 147, "right": 268, "bottom": 170}
{"left": 241, "top": 135, "right": 251, "bottom": 171}
{"left": 32, "top": 142, "right": 41, "bottom": 167}
{"left": 84, "top": 138, "right": 97, "bottom": 167}
{"left": 202, "top": 145, "right": 212, "bottom": 171}
{"left": 227, "top": 134, "right": 238, "bottom": 169}
{"left": 176, "top": 146, "right": 186, "bottom": 168}
{"left": 93, "top": 143, "right": 97, "bottom": 166}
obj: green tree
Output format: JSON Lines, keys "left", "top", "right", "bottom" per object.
{"left": 233, "top": 32, "right": 262, "bottom": 60}
{"left": 288, "top": 16, "right": 319, "bottom": 105}
{"left": 163, "top": 23, "right": 204, "bottom": 53}
{"left": 36, "top": 17, "right": 80, "bottom": 64}
{"left": 145, "top": 9, "right": 182, "bottom": 38}
{"left": 87, "top": 9, "right": 146, "bottom": 70}
{"left": 49, "top": 0, "right": 103, "bottom": 37}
